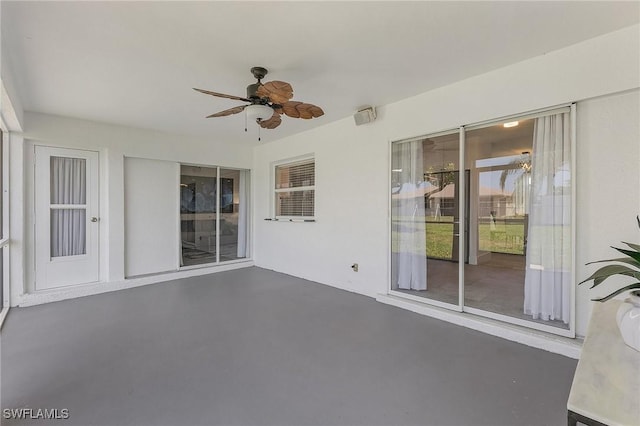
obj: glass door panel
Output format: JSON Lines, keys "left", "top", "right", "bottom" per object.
{"left": 391, "top": 134, "right": 460, "bottom": 306}
{"left": 218, "top": 168, "right": 248, "bottom": 262}
{"left": 50, "top": 156, "right": 87, "bottom": 258}
{"left": 464, "top": 117, "right": 570, "bottom": 329}
{"left": 180, "top": 165, "right": 218, "bottom": 266}
{"left": 425, "top": 170, "right": 469, "bottom": 263}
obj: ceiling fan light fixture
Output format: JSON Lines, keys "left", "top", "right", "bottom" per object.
{"left": 246, "top": 104, "right": 273, "bottom": 122}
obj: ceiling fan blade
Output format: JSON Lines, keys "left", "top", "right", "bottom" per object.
{"left": 206, "top": 105, "right": 247, "bottom": 118}
{"left": 258, "top": 111, "right": 282, "bottom": 129}
{"left": 193, "top": 88, "right": 250, "bottom": 102}
{"left": 281, "top": 101, "right": 324, "bottom": 119}
{"left": 256, "top": 81, "right": 294, "bottom": 104}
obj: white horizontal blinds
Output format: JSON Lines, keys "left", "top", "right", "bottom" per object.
{"left": 50, "top": 156, "right": 87, "bottom": 257}
{"left": 275, "top": 160, "right": 315, "bottom": 189}
{"left": 275, "top": 159, "right": 315, "bottom": 217}
{"left": 276, "top": 190, "right": 315, "bottom": 217}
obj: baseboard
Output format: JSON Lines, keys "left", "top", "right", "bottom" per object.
{"left": 376, "top": 293, "right": 582, "bottom": 359}
{"left": 15, "top": 260, "right": 254, "bottom": 307}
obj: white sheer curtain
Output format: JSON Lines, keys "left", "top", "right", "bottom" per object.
{"left": 524, "top": 112, "right": 571, "bottom": 324}
{"left": 237, "top": 171, "right": 247, "bottom": 258}
{"left": 393, "top": 141, "right": 427, "bottom": 291}
{"left": 50, "top": 157, "right": 87, "bottom": 257}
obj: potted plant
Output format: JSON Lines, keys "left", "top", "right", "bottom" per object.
{"left": 579, "top": 216, "right": 640, "bottom": 351}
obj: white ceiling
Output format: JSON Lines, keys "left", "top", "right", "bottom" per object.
{"left": 2, "top": 1, "right": 638, "bottom": 145}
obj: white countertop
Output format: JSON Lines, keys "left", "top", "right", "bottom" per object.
{"left": 568, "top": 300, "right": 640, "bottom": 426}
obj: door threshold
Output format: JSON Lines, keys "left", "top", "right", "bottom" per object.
{"left": 376, "top": 293, "right": 581, "bottom": 359}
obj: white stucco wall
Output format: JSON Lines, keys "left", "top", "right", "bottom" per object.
{"left": 575, "top": 90, "right": 640, "bottom": 334}
{"left": 252, "top": 25, "right": 640, "bottom": 338}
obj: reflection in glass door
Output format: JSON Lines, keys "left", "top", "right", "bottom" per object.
{"left": 180, "top": 165, "right": 249, "bottom": 267}
{"left": 425, "top": 170, "right": 469, "bottom": 263}
{"left": 391, "top": 133, "right": 460, "bottom": 307}
{"left": 218, "top": 168, "right": 249, "bottom": 262}
{"left": 180, "top": 165, "right": 218, "bottom": 266}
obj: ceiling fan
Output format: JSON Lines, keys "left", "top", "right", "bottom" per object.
{"left": 193, "top": 66, "right": 324, "bottom": 131}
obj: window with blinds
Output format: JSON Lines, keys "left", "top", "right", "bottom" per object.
{"left": 274, "top": 159, "right": 315, "bottom": 218}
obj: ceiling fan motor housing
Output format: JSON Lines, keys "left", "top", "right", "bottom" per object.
{"left": 247, "top": 83, "right": 262, "bottom": 100}
{"left": 248, "top": 67, "right": 269, "bottom": 101}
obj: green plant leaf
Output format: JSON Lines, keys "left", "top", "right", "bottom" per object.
{"left": 612, "top": 246, "right": 640, "bottom": 264}
{"left": 581, "top": 216, "right": 640, "bottom": 301}
{"left": 592, "top": 283, "right": 640, "bottom": 302}
{"left": 578, "top": 264, "right": 640, "bottom": 288}
{"left": 586, "top": 257, "right": 640, "bottom": 267}
{"left": 622, "top": 241, "right": 640, "bottom": 252}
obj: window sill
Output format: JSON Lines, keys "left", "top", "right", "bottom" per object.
{"left": 264, "top": 218, "right": 316, "bottom": 223}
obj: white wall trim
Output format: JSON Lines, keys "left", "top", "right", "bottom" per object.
{"left": 14, "top": 260, "right": 254, "bottom": 307}
{"left": 376, "top": 293, "right": 582, "bottom": 359}
{"left": 0, "top": 306, "right": 8, "bottom": 330}
{"left": 1, "top": 80, "right": 23, "bottom": 132}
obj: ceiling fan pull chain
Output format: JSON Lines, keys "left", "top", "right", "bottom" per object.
{"left": 258, "top": 124, "right": 261, "bottom": 142}
{"left": 244, "top": 111, "right": 248, "bottom": 132}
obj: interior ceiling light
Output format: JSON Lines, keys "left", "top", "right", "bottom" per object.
{"left": 245, "top": 104, "right": 274, "bottom": 122}
{"left": 503, "top": 121, "right": 519, "bottom": 128}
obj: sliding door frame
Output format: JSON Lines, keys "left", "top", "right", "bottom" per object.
{"left": 388, "top": 104, "right": 576, "bottom": 338}
{"left": 458, "top": 126, "right": 466, "bottom": 310}
{"left": 178, "top": 164, "right": 251, "bottom": 271}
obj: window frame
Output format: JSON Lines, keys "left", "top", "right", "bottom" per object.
{"left": 272, "top": 155, "right": 316, "bottom": 221}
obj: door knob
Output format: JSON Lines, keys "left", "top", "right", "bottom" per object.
{"left": 91, "top": 217, "right": 99, "bottom": 222}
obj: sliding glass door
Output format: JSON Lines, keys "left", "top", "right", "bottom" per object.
{"left": 391, "top": 132, "right": 461, "bottom": 307}
{"left": 464, "top": 121, "right": 537, "bottom": 323}
{"left": 180, "top": 165, "right": 249, "bottom": 267}
{"left": 390, "top": 106, "right": 574, "bottom": 335}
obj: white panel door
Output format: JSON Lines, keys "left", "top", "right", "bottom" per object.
{"left": 35, "top": 146, "right": 99, "bottom": 290}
